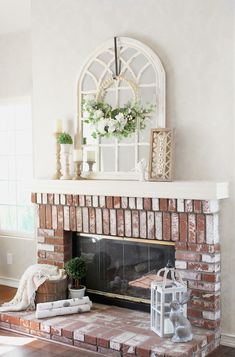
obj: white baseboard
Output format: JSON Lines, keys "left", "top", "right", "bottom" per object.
{"left": 221, "top": 332, "right": 235, "bottom": 348}
{"left": 0, "top": 276, "right": 19, "bottom": 288}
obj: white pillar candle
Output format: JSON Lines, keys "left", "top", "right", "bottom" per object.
{"left": 54, "top": 119, "right": 62, "bottom": 133}
{"left": 73, "top": 149, "right": 83, "bottom": 162}
{"left": 87, "top": 150, "right": 96, "bottom": 162}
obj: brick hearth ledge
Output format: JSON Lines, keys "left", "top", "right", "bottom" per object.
{"left": 0, "top": 179, "right": 229, "bottom": 357}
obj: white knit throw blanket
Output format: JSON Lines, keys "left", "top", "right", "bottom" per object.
{"left": 0, "top": 264, "right": 63, "bottom": 312}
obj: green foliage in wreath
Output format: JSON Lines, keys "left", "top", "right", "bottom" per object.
{"left": 57, "top": 132, "right": 73, "bottom": 144}
{"left": 82, "top": 100, "right": 155, "bottom": 140}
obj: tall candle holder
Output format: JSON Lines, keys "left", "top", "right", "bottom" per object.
{"left": 73, "top": 161, "right": 85, "bottom": 180}
{"left": 52, "top": 132, "right": 62, "bottom": 180}
{"left": 87, "top": 160, "right": 95, "bottom": 173}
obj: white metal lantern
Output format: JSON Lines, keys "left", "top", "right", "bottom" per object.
{"left": 151, "top": 267, "right": 187, "bottom": 338}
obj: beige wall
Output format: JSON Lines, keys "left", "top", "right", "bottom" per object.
{"left": 31, "top": 0, "right": 235, "bottom": 337}
{"left": 0, "top": 30, "right": 36, "bottom": 283}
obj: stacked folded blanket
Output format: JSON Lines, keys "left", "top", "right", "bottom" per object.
{"left": 35, "top": 296, "right": 92, "bottom": 319}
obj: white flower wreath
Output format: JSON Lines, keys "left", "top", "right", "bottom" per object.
{"left": 82, "top": 76, "right": 155, "bottom": 140}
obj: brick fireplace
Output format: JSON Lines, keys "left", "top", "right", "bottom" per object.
{"left": 32, "top": 190, "right": 221, "bottom": 332}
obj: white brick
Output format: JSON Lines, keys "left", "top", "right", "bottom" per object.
{"left": 202, "top": 310, "right": 220, "bottom": 320}
{"left": 175, "top": 261, "right": 187, "bottom": 269}
{"left": 92, "top": 195, "right": 99, "bottom": 207}
{"left": 37, "top": 243, "right": 54, "bottom": 252}
{"left": 206, "top": 214, "right": 219, "bottom": 244}
{"left": 74, "top": 323, "right": 97, "bottom": 342}
{"left": 110, "top": 332, "right": 136, "bottom": 351}
{"left": 63, "top": 206, "right": 70, "bottom": 230}
{"left": 54, "top": 194, "right": 60, "bottom": 205}
{"left": 42, "top": 193, "right": 47, "bottom": 204}
{"left": 202, "top": 253, "right": 220, "bottom": 263}
{"left": 110, "top": 209, "right": 117, "bottom": 236}
{"left": 36, "top": 193, "right": 42, "bottom": 204}
{"left": 60, "top": 194, "right": 66, "bottom": 205}
{"left": 129, "top": 197, "right": 136, "bottom": 209}
{"left": 152, "top": 198, "right": 159, "bottom": 211}
{"left": 203, "top": 200, "right": 219, "bottom": 214}
{"left": 155, "top": 212, "right": 162, "bottom": 240}
{"left": 177, "top": 199, "right": 184, "bottom": 212}
{"left": 136, "top": 197, "right": 143, "bottom": 210}
{"left": 185, "top": 199, "right": 193, "bottom": 212}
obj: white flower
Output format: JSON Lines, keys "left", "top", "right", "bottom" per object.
{"left": 94, "top": 109, "right": 104, "bottom": 119}
{"left": 97, "top": 118, "right": 109, "bottom": 134}
{"left": 83, "top": 111, "right": 89, "bottom": 119}
{"left": 108, "top": 119, "right": 118, "bottom": 133}
{"left": 115, "top": 112, "right": 127, "bottom": 129}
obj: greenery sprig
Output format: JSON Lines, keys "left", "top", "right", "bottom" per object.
{"left": 58, "top": 132, "right": 73, "bottom": 144}
{"left": 82, "top": 100, "right": 155, "bottom": 140}
{"left": 65, "top": 256, "right": 87, "bottom": 289}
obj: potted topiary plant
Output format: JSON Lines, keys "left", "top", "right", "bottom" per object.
{"left": 65, "top": 256, "right": 87, "bottom": 299}
{"left": 58, "top": 132, "right": 73, "bottom": 152}
{"left": 57, "top": 132, "right": 73, "bottom": 180}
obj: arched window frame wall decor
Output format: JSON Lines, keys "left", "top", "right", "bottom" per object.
{"left": 76, "top": 37, "right": 166, "bottom": 180}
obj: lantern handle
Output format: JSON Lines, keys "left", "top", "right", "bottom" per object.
{"left": 156, "top": 267, "right": 186, "bottom": 288}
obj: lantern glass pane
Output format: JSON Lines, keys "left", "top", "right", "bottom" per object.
{"left": 164, "top": 317, "right": 174, "bottom": 335}
{"left": 156, "top": 291, "right": 161, "bottom": 311}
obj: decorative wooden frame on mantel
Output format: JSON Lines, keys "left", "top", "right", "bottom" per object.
{"left": 148, "top": 128, "right": 174, "bottom": 182}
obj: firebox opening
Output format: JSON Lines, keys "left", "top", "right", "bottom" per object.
{"left": 72, "top": 233, "right": 175, "bottom": 312}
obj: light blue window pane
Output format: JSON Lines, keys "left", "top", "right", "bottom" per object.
{"left": 17, "top": 206, "right": 35, "bottom": 234}
{"left": 0, "top": 205, "right": 17, "bottom": 231}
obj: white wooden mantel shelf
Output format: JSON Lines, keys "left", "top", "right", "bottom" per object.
{"left": 31, "top": 180, "right": 229, "bottom": 200}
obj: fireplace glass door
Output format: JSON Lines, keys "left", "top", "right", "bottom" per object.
{"left": 73, "top": 234, "right": 175, "bottom": 308}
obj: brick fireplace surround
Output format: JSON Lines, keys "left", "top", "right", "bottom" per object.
{"left": 0, "top": 185, "right": 226, "bottom": 357}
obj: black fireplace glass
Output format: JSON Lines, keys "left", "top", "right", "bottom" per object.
{"left": 73, "top": 234, "right": 175, "bottom": 303}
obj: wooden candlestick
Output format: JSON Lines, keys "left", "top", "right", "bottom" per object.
{"left": 52, "top": 132, "right": 62, "bottom": 180}
{"left": 73, "top": 161, "right": 84, "bottom": 180}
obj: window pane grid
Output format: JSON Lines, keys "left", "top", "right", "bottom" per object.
{"left": 0, "top": 98, "right": 34, "bottom": 237}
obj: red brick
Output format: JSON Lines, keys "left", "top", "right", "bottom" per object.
{"left": 66, "top": 194, "right": 73, "bottom": 205}
{"left": 202, "top": 274, "right": 220, "bottom": 283}
{"left": 196, "top": 214, "right": 205, "bottom": 243}
{"left": 44, "top": 237, "right": 65, "bottom": 246}
{"left": 31, "top": 193, "right": 36, "bottom": 203}
{"left": 163, "top": 212, "right": 171, "bottom": 240}
{"left": 168, "top": 199, "right": 176, "bottom": 212}
{"left": 39, "top": 205, "right": 46, "bottom": 229}
{"left": 2, "top": 314, "right": 20, "bottom": 325}
{"left": 175, "top": 251, "right": 201, "bottom": 262}
{"left": 76, "top": 207, "right": 82, "bottom": 232}
{"left": 106, "top": 197, "right": 113, "bottom": 209}
{"left": 147, "top": 211, "right": 155, "bottom": 239}
{"left": 188, "top": 243, "right": 220, "bottom": 253}
{"left": 189, "top": 214, "right": 196, "bottom": 243}
{"left": 171, "top": 213, "right": 179, "bottom": 241}
{"left": 125, "top": 210, "right": 132, "bottom": 237}
{"left": 72, "top": 195, "right": 79, "bottom": 206}
{"left": 194, "top": 200, "right": 202, "bottom": 213}
{"left": 187, "top": 308, "right": 203, "bottom": 319}
{"left": 103, "top": 209, "right": 110, "bottom": 235}
{"left": 143, "top": 198, "right": 152, "bottom": 211}
{"left": 89, "top": 207, "right": 96, "bottom": 234}
{"left": 117, "top": 209, "right": 124, "bottom": 237}
{"left": 69, "top": 206, "right": 76, "bottom": 231}
{"left": 188, "top": 262, "right": 216, "bottom": 272}
{"left": 159, "top": 199, "right": 168, "bottom": 211}
{"left": 30, "top": 320, "right": 40, "bottom": 331}
{"left": 52, "top": 334, "right": 73, "bottom": 345}
{"left": 179, "top": 213, "right": 188, "bottom": 241}
{"left": 74, "top": 341, "right": 97, "bottom": 351}
{"left": 38, "top": 250, "right": 46, "bottom": 258}
{"left": 114, "top": 197, "right": 121, "bottom": 209}
{"left": 175, "top": 242, "right": 187, "bottom": 250}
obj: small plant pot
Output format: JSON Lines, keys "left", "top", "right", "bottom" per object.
{"left": 68, "top": 285, "right": 86, "bottom": 299}
{"left": 60, "top": 144, "right": 72, "bottom": 154}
